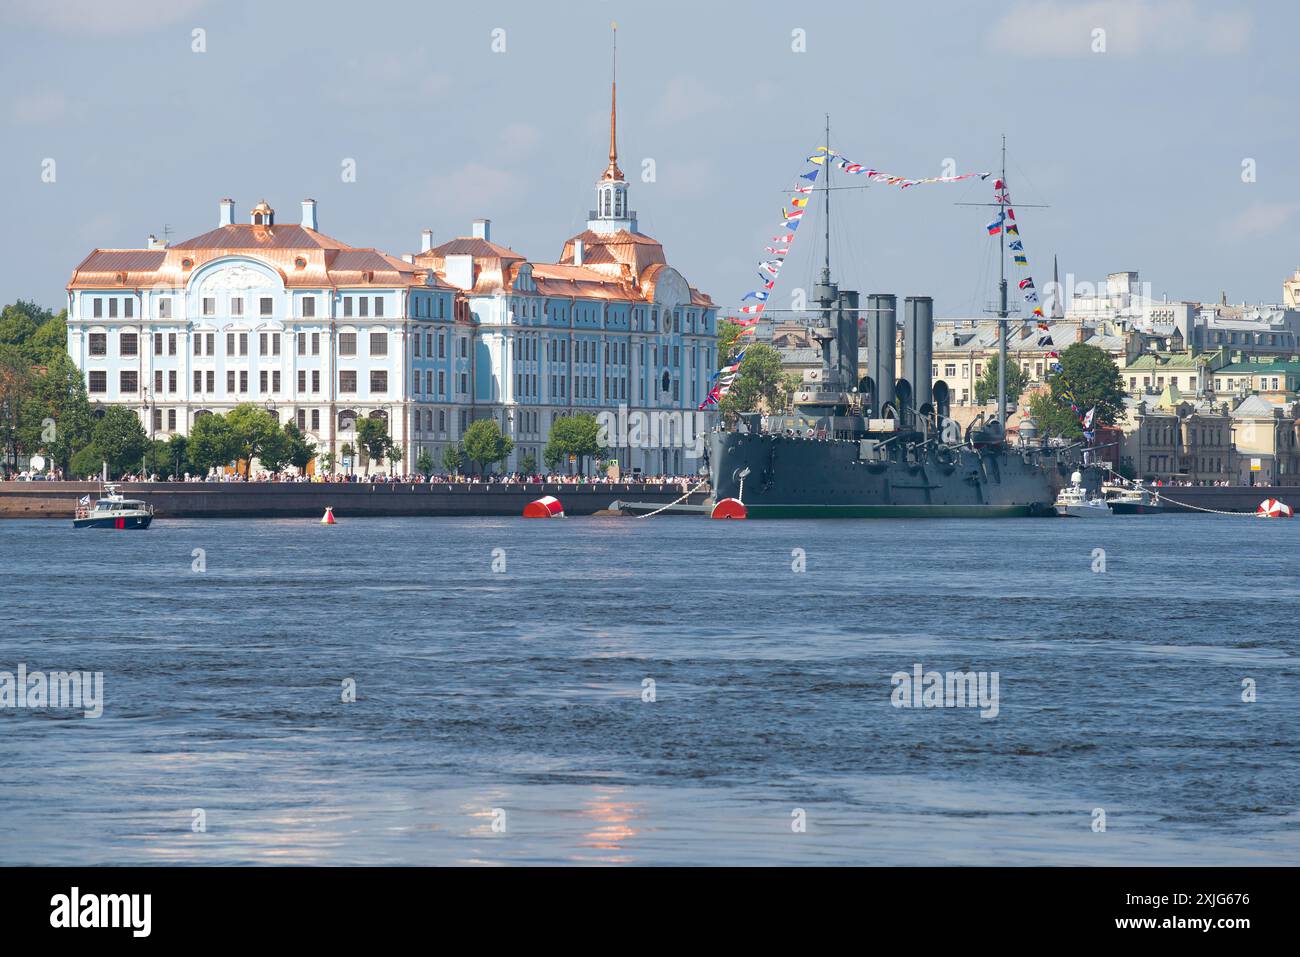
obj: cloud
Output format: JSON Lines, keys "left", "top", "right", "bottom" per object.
{"left": 1223, "top": 202, "right": 1300, "bottom": 241}
{"left": 425, "top": 163, "right": 530, "bottom": 224}
{"left": 1, "top": 0, "right": 209, "bottom": 34}
{"left": 11, "top": 91, "right": 68, "bottom": 125}
{"left": 987, "top": 0, "right": 1251, "bottom": 57}
{"left": 653, "top": 76, "right": 727, "bottom": 125}
{"left": 497, "top": 123, "right": 542, "bottom": 156}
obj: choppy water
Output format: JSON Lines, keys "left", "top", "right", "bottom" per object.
{"left": 1, "top": 513, "right": 1297, "bottom": 865}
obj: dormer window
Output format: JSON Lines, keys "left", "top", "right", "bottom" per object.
{"left": 250, "top": 199, "right": 274, "bottom": 226}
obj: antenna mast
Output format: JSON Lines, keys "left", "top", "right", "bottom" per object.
{"left": 997, "top": 134, "right": 1008, "bottom": 428}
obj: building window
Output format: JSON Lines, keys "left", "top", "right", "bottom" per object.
{"left": 120, "top": 332, "right": 138, "bottom": 356}
{"left": 298, "top": 370, "right": 307, "bottom": 392}
{"left": 260, "top": 370, "right": 268, "bottom": 392}
{"left": 88, "top": 370, "right": 106, "bottom": 393}
{"left": 369, "top": 332, "right": 387, "bottom": 356}
{"left": 167, "top": 409, "right": 176, "bottom": 431}
{"left": 89, "top": 333, "right": 107, "bottom": 356}
{"left": 239, "top": 371, "right": 248, "bottom": 393}
{"left": 370, "top": 370, "right": 388, "bottom": 392}
{"left": 302, "top": 297, "right": 315, "bottom": 318}
{"left": 339, "top": 333, "right": 357, "bottom": 356}
{"left": 158, "top": 299, "right": 172, "bottom": 319}
{"left": 260, "top": 333, "right": 269, "bottom": 356}
{"left": 227, "top": 370, "right": 236, "bottom": 392}
{"left": 297, "top": 409, "right": 306, "bottom": 431}
{"left": 311, "top": 333, "right": 319, "bottom": 355}
{"left": 374, "top": 297, "right": 384, "bottom": 317}
{"left": 343, "top": 296, "right": 352, "bottom": 318}
{"left": 168, "top": 370, "right": 176, "bottom": 392}
{"left": 92, "top": 298, "right": 103, "bottom": 318}
{"left": 206, "top": 371, "right": 214, "bottom": 391}
{"left": 120, "top": 370, "right": 138, "bottom": 393}
{"left": 152, "top": 408, "right": 162, "bottom": 432}
{"left": 312, "top": 370, "right": 320, "bottom": 392}
{"left": 239, "top": 333, "right": 248, "bottom": 356}
{"left": 259, "top": 297, "right": 273, "bottom": 317}
{"left": 154, "top": 370, "right": 162, "bottom": 392}
{"left": 109, "top": 299, "right": 118, "bottom": 319}
{"left": 298, "top": 332, "right": 306, "bottom": 355}
{"left": 203, "top": 297, "right": 215, "bottom": 316}
{"left": 206, "top": 333, "right": 215, "bottom": 355}
{"left": 168, "top": 333, "right": 176, "bottom": 355}
{"left": 193, "top": 370, "right": 202, "bottom": 392}
{"left": 311, "top": 409, "right": 320, "bottom": 431}
{"left": 359, "top": 297, "right": 369, "bottom": 318}
{"left": 272, "top": 371, "right": 280, "bottom": 392}
{"left": 227, "top": 332, "right": 235, "bottom": 355}
{"left": 231, "top": 297, "right": 243, "bottom": 317}
{"left": 339, "top": 370, "right": 357, "bottom": 393}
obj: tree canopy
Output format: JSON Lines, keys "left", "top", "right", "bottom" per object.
{"left": 544, "top": 413, "right": 601, "bottom": 472}
{"left": 716, "top": 343, "right": 788, "bottom": 420}
{"left": 463, "top": 418, "right": 513, "bottom": 476}
{"left": 1027, "top": 343, "right": 1126, "bottom": 438}
{"left": 974, "top": 354, "right": 1031, "bottom": 406}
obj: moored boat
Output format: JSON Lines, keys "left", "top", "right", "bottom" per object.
{"left": 1103, "top": 483, "right": 1169, "bottom": 515}
{"left": 1055, "top": 472, "right": 1111, "bottom": 518}
{"left": 72, "top": 485, "right": 154, "bottom": 529}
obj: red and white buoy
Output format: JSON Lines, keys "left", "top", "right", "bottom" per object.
{"left": 1256, "top": 498, "right": 1293, "bottom": 518}
{"left": 710, "top": 497, "right": 748, "bottom": 519}
{"left": 522, "top": 495, "right": 564, "bottom": 518}
{"left": 320, "top": 506, "right": 336, "bottom": 525}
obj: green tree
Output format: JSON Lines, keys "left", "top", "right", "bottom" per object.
{"left": 716, "top": 319, "right": 746, "bottom": 365}
{"left": 544, "top": 413, "right": 600, "bottom": 473}
{"left": 26, "top": 315, "right": 69, "bottom": 366}
{"left": 384, "top": 442, "right": 403, "bottom": 476}
{"left": 340, "top": 442, "right": 356, "bottom": 476}
{"left": 779, "top": 372, "right": 802, "bottom": 412}
{"left": 225, "top": 404, "right": 281, "bottom": 476}
{"left": 188, "top": 412, "right": 238, "bottom": 474}
{"left": 1029, "top": 343, "right": 1126, "bottom": 439}
{"left": 0, "top": 345, "right": 34, "bottom": 472}
{"left": 356, "top": 417, "right": 390, "bottom": 473}
{"left": 716, "top": 343, "right": 786, "bottom": 421}
{"left": 415, "top": 447, "right": 434, "bottom": 477}
{"left": 543, "top": 444, "right": 563, "bottom": 472}
{"left": 70, "top": 444, "right": 103, "bottom": 479}
{"left": 22, "top": 353, "right": 94, "bottom": 472}
{"left": 257, "top": 427, "right": 293, "bottom": 475}
{"left": 165, "top": 433, "right": 191, "bottom": 477}
{"left": 519, "top": 452, "right": 537, "bottom": 475}
{"left": 282, "top": 421, "right": 316, "bottom": 473}
{"left": 91, "top": 406, "right": 148, "bottom": 477}
{"left": 974, "top": 354, "right": 1032, "bottom": 406}
{"left": 318, "top": 450, "right": 337, "bottom": 475}
{"left": 463, "top": 419, "right": 513, "bottom": 476}
{"left": 441, "top": 443, "right": 465, "bottom": 476}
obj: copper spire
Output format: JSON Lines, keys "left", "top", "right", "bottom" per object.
{"left": 603, "top": 22, "right": 623, "bottom": 182}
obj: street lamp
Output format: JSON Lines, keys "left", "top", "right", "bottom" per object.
{"left": 140, "top": 387, "right": 154, "bottom": 479}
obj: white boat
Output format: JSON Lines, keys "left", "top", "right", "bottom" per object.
{"left": 72, "top": 484, "right": 154, "bottom": 529}
{"left": 1055, "top": 472, "right": 1112, "bottom": 518}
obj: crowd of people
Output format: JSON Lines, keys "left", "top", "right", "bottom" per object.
{"left": 6, "top": 467, "right": 697, "bottom": 491}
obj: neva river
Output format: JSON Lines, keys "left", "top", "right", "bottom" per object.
{"left": 1, "top": 514, "right": 1297, "bottom": 866}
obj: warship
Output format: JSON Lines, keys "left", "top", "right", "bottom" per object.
{"left": 706, "top": 133, "right": 1091, "bottom": 518}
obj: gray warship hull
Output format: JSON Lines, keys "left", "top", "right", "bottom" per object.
{"left": 709, "top": 430, "right": 1065, "bottom": 518}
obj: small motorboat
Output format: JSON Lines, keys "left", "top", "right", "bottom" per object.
{"left": 73, "top": 485, "right": 154, "bottom": 529}
{"left": 1103, "top": 484, "right": 1168, "bottom": 515}
{"left": 1055, "top": 471, "right": 1112, "bottom": 518}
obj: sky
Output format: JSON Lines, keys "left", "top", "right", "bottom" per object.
{"left": 1, "top": 0, "right": 1297, "bottom": 321}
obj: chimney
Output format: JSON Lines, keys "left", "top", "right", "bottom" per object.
{"left": 903, "top": 297, "right": 935, "bottom": 424}
{"left": 401, "top": 253, "right": 414, "bottom": 264}
{"left": 420, "top": 228, "right": 433, "bottom": 253}
{"left": 573, "top": 239, "right": 584, "bottom": 267}
{"left": 866, "top": 293, "right": 897, "bottom": 416}
{"left": 219, "top": 198, "right": 235, "bottom": 227}
{"left": 146, "top": 234, "right": 167, "bottom": 250}
{"left": 472, "top": 219, "right": 491, "bottom": 242}
{"left": 300, "top": 198, "right": 318, "bottom": 230}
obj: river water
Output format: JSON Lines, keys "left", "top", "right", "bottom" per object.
{"left": 1, "top": 514, "right": 1296, "bottom": 865}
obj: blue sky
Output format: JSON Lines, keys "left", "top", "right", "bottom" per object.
{"left": 1, "top": 0, "right": 1296, "bottom": 319}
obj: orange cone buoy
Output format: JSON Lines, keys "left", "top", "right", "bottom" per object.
{"left": 523, "top": 495, "right": 564, "bottom": 518}
{"left": 1257, "top": 498, "right": 1293, "bottom": 518}
{"left": 710, "top": 497, "right": 747, "bottom": 519}
{"left": 321, "top": 506, "right": 336, "bottom": 524}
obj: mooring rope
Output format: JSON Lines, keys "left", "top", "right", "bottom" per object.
{"left": 1097, "top": 465, "right": 1256, "bottom": 517}
{"left": 636, "top": 478, "right": 710, "bottom": 519}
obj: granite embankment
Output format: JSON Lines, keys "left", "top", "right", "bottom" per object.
{"left": 0, "top": 481, "right": 708, "bottom": 519}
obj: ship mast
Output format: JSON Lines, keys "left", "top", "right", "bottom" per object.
{"left": 822, "top": 113, "right": 831, "bottom": 287}
{"left": 997, "top": 134, "right": 1008, "bottom": 428}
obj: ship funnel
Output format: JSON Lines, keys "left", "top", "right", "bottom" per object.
{"left": 903, "top": 296, "right": 934, "bottom": 428}
{"left": 836, "top": 289, "right": 860, "bottom": 389}
{"left": 866, "top": 294, "right": 897, "bottom": 416}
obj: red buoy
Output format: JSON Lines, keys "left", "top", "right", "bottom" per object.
{"left": 710, "top": 497, "right": 747, "bottom": 519}
{"left": 523, "top": 495, "right": 564, "bottom": 518}
{"left": 1257, "top": 498, "right": 1293, "bottom": 518}
{"left": 320, "top": 507, "right": 336, "bottom": 525}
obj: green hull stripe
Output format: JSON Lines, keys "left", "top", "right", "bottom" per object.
{"left": 740, "top": 503, "right": 1043, "bottom": 519}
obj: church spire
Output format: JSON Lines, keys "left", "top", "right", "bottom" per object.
{"left": 603, "top": 22, "right": 623, "bottom": 182}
